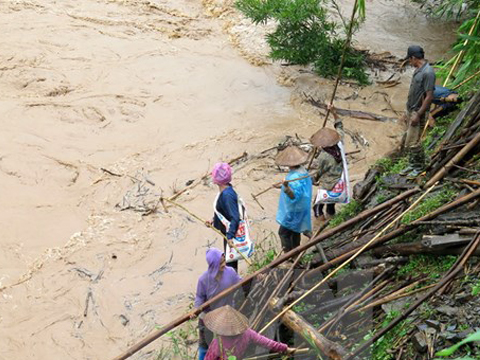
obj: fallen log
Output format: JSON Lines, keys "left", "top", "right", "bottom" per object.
{"left": 372, "top": 240, "right": 480, "bottom": 257}
{"left": 270, "top": 297, "right": 348, "bottom": 360}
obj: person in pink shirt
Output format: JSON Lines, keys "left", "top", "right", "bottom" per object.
{"left": 204, "top": 305, "right": 296, "bottom": 360}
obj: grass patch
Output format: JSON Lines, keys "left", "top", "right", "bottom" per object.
{"left": 423, "top": 115, "right": 456, "bottom": 156}
{"left": 397, "top": 254, "right": 458, "bottom": 280}
{"left": 328, "top": 199, "right": 363, "bottom": 228}
{"left": 401, "top": 186, "right": 456, "bottom": 224}
{"left": 375, "top": 157, "right": 409, "bottom": 176}
{"left": 364, "top": 311, "right": 413, "bottom": 360}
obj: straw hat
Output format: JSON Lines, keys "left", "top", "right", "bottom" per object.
{"left": 275, "top": 145, "right": 308, "bottom": 167}
{"left": 310, "top": 128, "right": 340, "bottom": 148}
{"left": 203, "top": 305, "right": 249, "bottom": 336}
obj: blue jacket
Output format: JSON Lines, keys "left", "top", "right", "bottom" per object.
{"left": 276, "top": 169, "right": 312, "bottom": 233}
{"left": 213, "top": 185, "right": 240, "bottom": 240}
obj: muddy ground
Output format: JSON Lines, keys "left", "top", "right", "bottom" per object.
{"left": 0, "top": 0, "right": 457, "bottom": 359}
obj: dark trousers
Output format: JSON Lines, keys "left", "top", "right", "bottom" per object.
{"left": 278, "top": 226, "right": 301, "bottom": 252}
{"left": 223, "top": 238, "right": 238, "bottom": 272}
{"left": 313, "top": 203, "right": 336, "bottom": 218}
{"left": 198, "top": 318, "right": 213, "bottom": 349}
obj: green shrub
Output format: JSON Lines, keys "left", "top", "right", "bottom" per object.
{"left": 235, "top": 0, "right": 369, "bottom": 84}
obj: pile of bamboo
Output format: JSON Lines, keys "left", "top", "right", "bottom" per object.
{"left": 112, "top": 90, "right": 480, "bottom": 360}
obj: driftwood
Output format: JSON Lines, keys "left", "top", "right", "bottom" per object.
{"left": 270, "top": 297, "right": 348, "bottom": 360}
{"left": 307, "top": 97, "right": 397, "bottom": 122}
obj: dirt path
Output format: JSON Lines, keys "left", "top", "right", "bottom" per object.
{"left": 0, "top": 0, "right": 456, "bottom": 359}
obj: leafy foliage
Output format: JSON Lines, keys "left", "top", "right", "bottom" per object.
{"left": 419, "top": 0, "right": 480, "bottom": 93}
{"left": 436, "top": 330, "right": 480, "bottom": 357}
{"left": 235, "top": 0, "right": 369, "bottom": 84}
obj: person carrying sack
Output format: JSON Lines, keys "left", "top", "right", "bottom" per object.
{"left": 203, "top": 305, "right": 296, "bottom": 360}
{"left": 208, "top": 162, "right": 253, "bottom": 272}
{"left": 310, "top": 104, "right": 350, "bottom": 222}
{"left": 275, "top": 146, "right": 313, "bottom": 252}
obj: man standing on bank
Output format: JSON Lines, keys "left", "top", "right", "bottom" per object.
{"left": 403, "top": 45, "right": 436, "bottom": 171}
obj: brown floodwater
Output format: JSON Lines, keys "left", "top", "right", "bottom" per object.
{"left": 0, "top": 0, "right": 457, "bottom": 359}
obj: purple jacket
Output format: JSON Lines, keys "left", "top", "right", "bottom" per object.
{"left": 195, "top": 248, "right": 242, "bottom": 311}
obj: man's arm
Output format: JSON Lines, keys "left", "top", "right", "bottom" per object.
{"left": 416, "top": 90, "right": 434, "bottom": 118}
{"left": 412, "top": 69, "right": 436, "bottom": 125}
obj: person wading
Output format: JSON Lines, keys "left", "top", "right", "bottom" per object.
{"left": 195, "top": 248, "right": 242, "bottom": 360}
{"left": 275, "top": 145, "right": 312, "bottom": 253}
{"left": 311, "top": 104, "right": 345, "bottom": 222}
{"left": 203, "top": 305, "right": 296, "bottom": 360}
{"left": 208, "top": 162, "right": 241, "bottom": 272}
{"left": 403, "top": 45, "right": 436, "bottom": 172}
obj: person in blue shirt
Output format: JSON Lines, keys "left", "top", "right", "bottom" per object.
{"left": 275, "top": 146, "right": 312, "bottom": 252}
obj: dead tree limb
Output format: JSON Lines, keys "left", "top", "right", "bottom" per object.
{"left": 270, "top": 297, "right": 348, "bottom": 360}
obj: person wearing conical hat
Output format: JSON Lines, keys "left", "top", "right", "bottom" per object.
{"left": 275, "top": 145, "right": 312, "bottom": 253}
{"left": 204, "top": 305, "right": 296, "bottom": 359}
{"left": 310, "top": 104, "right": 345, "bottom": 222}
{"left": 195, "top": 248, "right": 242, "bottom": 360}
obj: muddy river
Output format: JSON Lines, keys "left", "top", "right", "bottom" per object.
{"left": 0, "top": 0, "right": 456, "bottom": 359}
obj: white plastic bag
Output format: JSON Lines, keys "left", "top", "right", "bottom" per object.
{"left": 315, "top": 141, "right": 351, "bottom": 204}
{"left": 214, "top": 195, "right": 255, "bottom": 263}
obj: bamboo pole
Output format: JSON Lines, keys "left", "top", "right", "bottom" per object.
{"left": 425, "top": 131, "right": 480, "bottom": 187}
{"left": 163, "top": 198, "right": 252, "bottom": 265}
{"left": 313, "top": 187, "right": 480, "bottom": 274}
{"left": 250, "top": 251, "right": 305, "bottom": 330}
{"left": 322, "top": 0, "right": 361, "bottom": 128}
{"left": 259, "top": 183, "right": 437, "bottom": 334}
{"left": 244, "top": 348, "right": 311, "bottom": 360}
{"left": 251, "top": 171, "right": 316, "bottom": 199}
{"left": 443, "top": 8, "right": 480, "bottom": 87}
{"left": 110, "top": 189, "right": 418, "bottom": 360}
{"left": 452, "top": 68, "right": 480, "bottom": 90}
{"left": 346, "top": 232, "right": 480, "bottom": 359}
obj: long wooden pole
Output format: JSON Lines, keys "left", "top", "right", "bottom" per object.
{"left": 425, "top": 131, "right": 480, "bottom": 187}
{"left": 452, "top": 68, "right": 480, "bottom": 90}
{"left": 258, "top": 184, "right": 437, "bottom": 334}
{"left": 322, "top": 0, "right": 360, "bottom": 128}
{"left": 163, "top": 198, "right": 252, "bottom": 265}
{"left": 110, "top": 189, "right": 418, "bottom": 360}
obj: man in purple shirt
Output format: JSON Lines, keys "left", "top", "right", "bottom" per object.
{"left": 195, "top": 248, "right": 242, "bottom": 360}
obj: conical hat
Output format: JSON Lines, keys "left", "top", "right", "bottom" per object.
{"left": 275, "top": 145, "right": 308, "bottom": 167}
{"left": 203, "top": 305, "right": 249, "bottom": 336}
{"left": 310, "top": 128, "right": 340, "bottom": 148}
